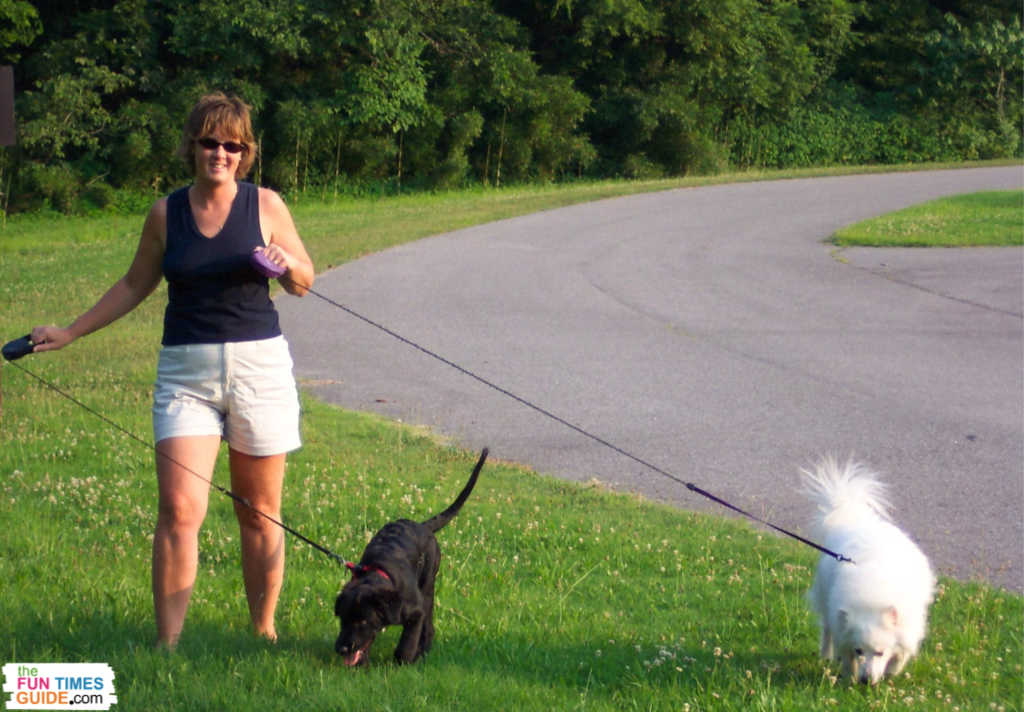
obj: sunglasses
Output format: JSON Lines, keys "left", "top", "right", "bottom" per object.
{"left": 196, "top": 137, "right": 246, "bottom": 154}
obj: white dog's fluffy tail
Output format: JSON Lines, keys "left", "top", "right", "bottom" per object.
{"left": 801, "top": 456, "right": 893, "bottom": 528}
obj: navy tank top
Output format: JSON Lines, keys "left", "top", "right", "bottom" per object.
{"left": 161, "top": 181, "right": 281, "bottom": 345}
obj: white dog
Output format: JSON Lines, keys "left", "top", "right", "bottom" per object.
{"left": 802, "top": 457, "right": 936, "bottom": 684}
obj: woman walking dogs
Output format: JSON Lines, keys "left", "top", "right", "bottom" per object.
{"left": 29, "top": 93, "right": 314, "bottom": 649}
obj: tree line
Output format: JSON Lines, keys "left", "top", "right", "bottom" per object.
{"left": 0, "top": 0, "right": 1020, "bottom": 213}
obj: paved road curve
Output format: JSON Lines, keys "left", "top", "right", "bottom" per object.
{"left": 278, "top": 167, "right": 1024, "bottom": 591}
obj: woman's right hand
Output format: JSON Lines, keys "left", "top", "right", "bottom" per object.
{"left": 30, "top": 325, "right": 75, "bottom": 353}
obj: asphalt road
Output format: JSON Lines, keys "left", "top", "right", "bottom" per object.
{"left": 278, "top": 166, "right": 1024, "bottom": 591}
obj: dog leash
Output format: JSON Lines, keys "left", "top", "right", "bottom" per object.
{"left": 2, "top": 252, "right": 853, "bottom": 564}
{"left": 269, "top": 272, "right": 853, "bottom": 564}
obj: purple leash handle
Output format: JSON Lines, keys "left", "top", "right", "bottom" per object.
{"left": 250, "top": 250, "right": 286, "bottom": 279}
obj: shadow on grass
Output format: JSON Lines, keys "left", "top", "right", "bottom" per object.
{"left": 310, "top": 628, "right": 825, "bottom": 692}
{"left": 452, "top": 631, "right": 818, "bottom": 678}
{"left": 6, "top": 604, "right": 830, "bottom": 709}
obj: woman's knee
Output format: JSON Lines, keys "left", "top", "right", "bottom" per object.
{"left": 157, "top": 491, "right": 207, "bottom": 533}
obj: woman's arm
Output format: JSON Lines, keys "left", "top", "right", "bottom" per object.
{"left": 31, "top": 199, "right": 167, "bottom": 352}
{"left": 258, "top": 187, "right": 314, "bottom": 297}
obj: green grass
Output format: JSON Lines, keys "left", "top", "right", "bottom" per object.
{"left": 832, "top": 191, "right": 1024, "bottom": 247}
{"left": 2, "top": 167, "right": 1022, "bottom": 711}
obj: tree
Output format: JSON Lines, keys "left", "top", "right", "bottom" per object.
{"left": 0, "top": 0, "right": 41, "bottom": 64}
{"left": 922, "top": 14, "right": 1024, "bottom": 157}
{"left": 0, "top": 0, "right": 1016, "bottom": 213}
{"left": 500, "top": 0, "right": 860, "bottom": 175}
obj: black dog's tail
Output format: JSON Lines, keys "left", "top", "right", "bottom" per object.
{"left": 422, "top": 447, "right": 488, "bottom": 533}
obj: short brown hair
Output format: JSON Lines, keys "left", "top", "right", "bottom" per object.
{"left": 178, "top": 92, "right": 257, "bottom": 179}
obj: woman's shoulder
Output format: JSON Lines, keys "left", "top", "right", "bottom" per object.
{"left": 148, "top": 194, "right": 170, "bottom": 220}
{"left": 160, "top": 185, "right": 191, "bottom": 213}
{"left": 140, "top": 195, "right": 170, "bottom": 246}
{"left": 256, "top": 185, "right": 289, "bottom": 215}
{"left": 166, "top": 184, "right": 191, "bottom": 200}
{"left": 254, "top": 183, "right": 281, "bottom": 200}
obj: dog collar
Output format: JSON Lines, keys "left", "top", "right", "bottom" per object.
{"left": 345, "top": 561, "right": 391, "bottom": 582}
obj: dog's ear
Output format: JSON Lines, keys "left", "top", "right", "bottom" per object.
{"left": 337, "top": 590, "right": 354, "bottom": 618}
{"left": 376, "top": 588, "right": 402, "bottom": 621}
{"left": 336, "top": 586, "right": 361, "bottom": 616}
{"left": 837, "top": 609, "right": 848, "bottom": 628}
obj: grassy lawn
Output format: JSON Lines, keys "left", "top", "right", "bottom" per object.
{"left": 1, "top": 168, "right": 1021, "bottom": 711}
{"left": 832, "top": 191, "right": 1024, "bottom": 247}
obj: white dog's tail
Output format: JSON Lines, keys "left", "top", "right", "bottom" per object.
{"left": 801, "top": 456, "right": 893, "bottom": 525}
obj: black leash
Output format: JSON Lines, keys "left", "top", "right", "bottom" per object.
{"left": 278, "top": 276, "right": 853, "bottom": 564}
{"left": 2, "top": 261, "right": 853, "bottom": 564}
{"left": 2, "top": 352, "right": 349, "bottom": 567}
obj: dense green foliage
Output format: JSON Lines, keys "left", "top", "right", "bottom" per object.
{"left": 0, "top": 0, "right": 1020, "bottom": 212}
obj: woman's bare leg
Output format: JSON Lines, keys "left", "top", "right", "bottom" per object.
{"left": 229, "top": 448, "right": 286, "bottom": 641}
{"left": 152, "top": 435, "right": 220, "bottom": 648}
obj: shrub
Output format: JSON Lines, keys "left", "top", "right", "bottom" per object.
{"left": 621, "top": 153, "right": 666, "bottom": 179}
{"left": 81, "top": 181, "right": 117, "bottom": 211}
{"left": 14, "top": 161, "right": 81, "bottom": 214}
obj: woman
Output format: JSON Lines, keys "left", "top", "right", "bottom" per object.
{"left": 30, "top": 93, "right": 314, "bottom": 648}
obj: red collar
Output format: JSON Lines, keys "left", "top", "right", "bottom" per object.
{"left": 345, "top": 561, "right": 391, "bottom": 582}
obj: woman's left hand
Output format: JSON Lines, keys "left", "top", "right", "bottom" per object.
{"left": 254, "top": 244, "right": 291, "bottom": 274}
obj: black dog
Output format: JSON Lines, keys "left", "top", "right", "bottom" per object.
{"left": 334, "top": 448, "right": 488, "bottom": 665}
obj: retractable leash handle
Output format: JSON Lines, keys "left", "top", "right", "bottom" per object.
{"left": 251, "top": 250, "right": 287, "bottom": 279}
{"left": 2, "top": 335, "right": 34, "bottom": 361}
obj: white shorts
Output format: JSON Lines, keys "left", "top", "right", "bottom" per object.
{"left": 153, "top": 336, "right": 301, "bottom": 456}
